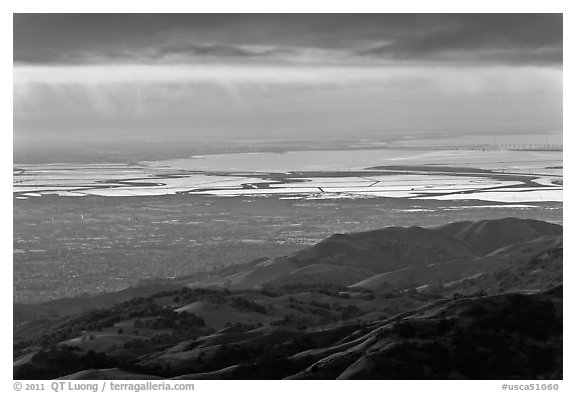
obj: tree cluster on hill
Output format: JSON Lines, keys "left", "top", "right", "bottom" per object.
{"left": 14, "top": 295, "right": 207, "bottom": 351}
{"left": 14, "top": 347, "right": 118, "bottom": 380}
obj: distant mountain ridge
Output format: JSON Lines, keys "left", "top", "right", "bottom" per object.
{"left": 15, "top": 217, "right": 562, "bottom": 324}
{"left": 289, "top": 217, "right": 561, "bottom": 270}
{"left": 182, "top": 217, "right": 562, "bottom": 291}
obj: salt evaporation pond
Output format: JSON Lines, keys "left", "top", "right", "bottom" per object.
{"left": 13, "top": 148, "right": 562, "bottom": 203}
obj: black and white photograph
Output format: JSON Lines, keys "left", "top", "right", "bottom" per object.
{"left": 10, "top": 8, "right": 567, "bottom": 384}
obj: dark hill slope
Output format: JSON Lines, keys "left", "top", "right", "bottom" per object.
{"left": 437, "top": 217, "right": 562, "bottom": 255}
{"left": 53, "top": 286, "right": 562, "bottom": 380}
{"left": 444, "top": 239, "right": 563, "bottom": 296}
{"left": 350, "top": 235, "right": 562, "bottom": 292}
{"left": 13, "top": 281, "right": 183, "bottom": 326}
{"left": 287, "top": 228, "right": 473, "bottom": 272}
{"left": 14, "top": 256, "right": 563, "bottom": 380}
{"left": 288, "top": 286, "right": 562, "bottom": 380}
{"left": 58, "top": 368, "right": 162, "bottom": 380}
{"left": 285, "top": 217, "right": 562, "bottom": 274}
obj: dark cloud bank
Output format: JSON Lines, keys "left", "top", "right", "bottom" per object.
{"left": 14, "top": 14, "right": 562, "bottom": 66}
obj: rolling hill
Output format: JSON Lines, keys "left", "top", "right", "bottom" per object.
{"left": 13, "top": 217, "right": 563, "bottom": 380}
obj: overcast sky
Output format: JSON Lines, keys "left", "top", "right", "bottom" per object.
{"left": 13, "top": 14, "right": 563, "bottom": 150}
